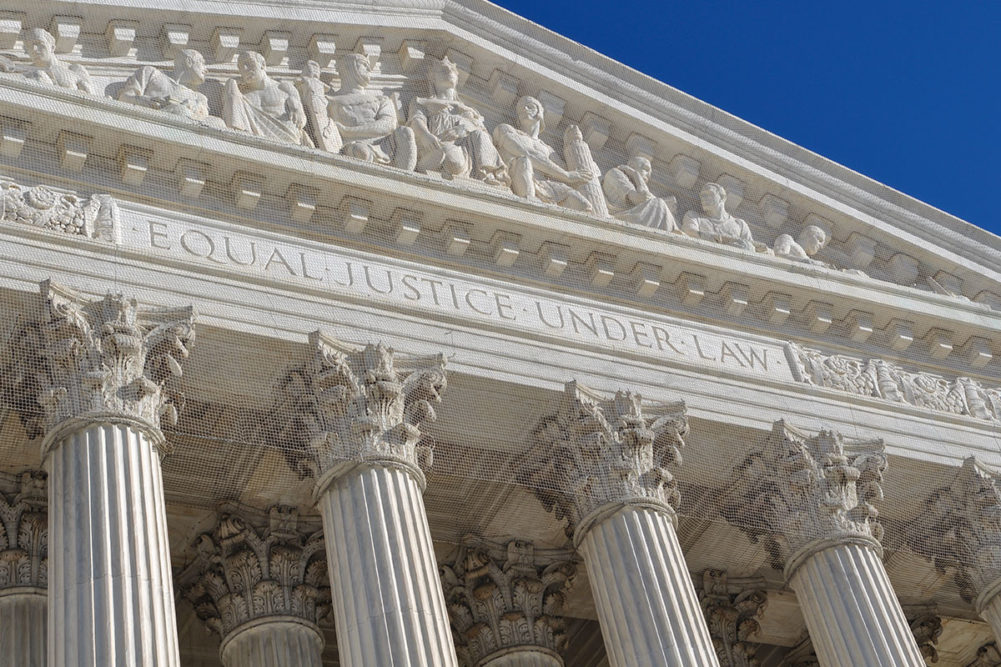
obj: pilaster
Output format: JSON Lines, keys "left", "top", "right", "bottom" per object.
{"left": 440, "top": 537, "right": 576, "bottom": 667}
{"left": 0, "top": 471, "right": 47, "bottom": 667}
{"left": 275, "top": 331, "right": 457, "bottom": 666}
{"left": 180, "top": 504, "right": 330, "bottom": 667}
{"left": 726, "top": 420, "right": 924, "bottom": 666}
{"left": 523, "top": 381, "right": 718, "bottom": 667}
{"left": 0, "top": 280, "right": 195, "bottom": 667}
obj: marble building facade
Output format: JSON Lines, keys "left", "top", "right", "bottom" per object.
{"left": 0, "top": 1, "right": 999, "bottom": 665}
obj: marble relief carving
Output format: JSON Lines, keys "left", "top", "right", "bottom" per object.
{"left": 682, "top": 183, "right": 762, "bottom": 252}
{"left": 698, "top": 569, "right": 767, "bottom": 667}
{"left": 0, "top": 28, "right": 94, "bottom": 94}
{"left": 1, "top": 178, "right": 119, "bottom": 241}
{"left": 602, "top": 156, "right": 677, "bottom": 230}
{"left": 772, "top": 225, "right": 828, "bottom": 264}
{"left": 786, "top": 342, "right": 1001, "bottom": 422}
{"left": 0, "top": 471, "right": 47, "bottom": 590}
{"left": 223, "top": 51, "right": 311, "bottom": 146}
{"left": 119, "top": 49, "right": 224, "bottom": 128}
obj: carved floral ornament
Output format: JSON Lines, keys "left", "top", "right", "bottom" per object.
{"left": 1, "top": 178, "right": 120, "bottom": 242}
{"left": 519, "top": 380, "right": 688, "bottom": 542}
{"left": 697, "top": 569, "right": 767, "bottom": 667}
{"left": 439, "top": 537, "right": 576, "bottom": 666}
{"left": 268, "top": 331, "right": 447, "bottom": 488}
{"left": 724, "top": 420, "right": 887, "bottom": 574}
{"left": 179, "top": 504, "right": 330, "bottom": 639}
{"left": 0, "top": 23, "right": 991, "bottom": 305}
{"left": 786, "top": 342, "right": 1001, "bottom": 423}
{"left": 0, "top": 280, "right": 194, "bottom": 446}
{"left": 0, "top": 470, "right": 47, "bottom": 590}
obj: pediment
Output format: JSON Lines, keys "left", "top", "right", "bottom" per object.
{"left": 0, "top": 0, "right": 999, "bottom": 380}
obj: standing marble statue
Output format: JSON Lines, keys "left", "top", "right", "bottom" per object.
{"left": 118, "top": 49, "right": 224, "bottom": 128}
{"left": 493, "top": 96, "right": 596, "bottom": 212}
{"left": 602, "top": 156, "right": 677, "bottom": 230}
{"left": 327, "top": 53, "right": 416, "bottom": 170}
{"left": 223, "top": 50, "right": 311, "bottom": 146}
{"left": 682, "top": 182, "right": 760, "bottom": 251}
{"left": 409, "top": 57, "right": 507, "bottom": 184}
{"left": 297, "top": 60, "right": 341, "bottom": 154}
{"left": 0, "top": 28, "right": 94, "bottom": 94}
{"left": 772, "top": 225, "right": 828, "bottom": 264}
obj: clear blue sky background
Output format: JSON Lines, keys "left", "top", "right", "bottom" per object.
{"left": 490, "top": 0, "right": 1001, "bottom": 238}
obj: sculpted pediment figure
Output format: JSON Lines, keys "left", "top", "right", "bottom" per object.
{"left": 408, "top": 56, "right": 507, "bottom": 184}
{"left": 223, "top": 50, "right": 311, "bottom": 146}
{"left": 772, "top": 224, "right": 828, "bottom": 264}
{"left": 682, "top": 182, "right": 761, "bottom": 251}
{"left": 602, "top": 156, "right": 677, "bottom": 231}
{"left": 327, "top": 53, "right": 416, "bottom": 170}
{"left": 118, "top": 49, "right": 224, "bottom": 128}
{"left": 0, "top": 28, "right": 94, "bottom": 95}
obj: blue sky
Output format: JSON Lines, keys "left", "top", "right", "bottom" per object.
{"left": 491, "top": 0, "right": 1001, "bottom": 238}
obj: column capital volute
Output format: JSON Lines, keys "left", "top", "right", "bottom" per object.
{"left": 439, "top": 536, "right": 576, "bottom": 666}
{"left": 0, "top": 280, "right": 195, "bottom": 452}
{"left": 0, "top": 470, "right": 47, "bottom": 591}
{"left": 910, "top": 456, "right": 1001, "bottom": 607}
{"left": 271, "top": 330, "right": 447, "bottom": 494}
{"left": 724, "top": 420, "right": 887, "bottom": 575}
{"left": 519, "top": 380, "right": 688, "bottom": 541}
{"left": 179, "top": 503, "right": 331, "bottom": 642}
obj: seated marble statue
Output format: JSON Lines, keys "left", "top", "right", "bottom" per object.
{"left": 0, "top": 28, "right": 94, "bottom": 94}
{"left": 681, "top": 182, "right": 760, "bottom": 251}
{"left": 327, "top": 53, "right": 416, "bottom": 170}
{"left": 492, "top": 96, "right": 593, "bottom": 212}
{"left": 408, "top": 57, "right": 507, "bottom": 185}
{"left": 772, "top": 225, "right": 828, "bottom": 264}
{"left": 118, "top": 49, "right": 223, "bottom": 128}
{"left": 223, "top": 50, "right": 310, "bottom": 146}
{"left": 602, "top": 157, "right": 677, "bottom": 231}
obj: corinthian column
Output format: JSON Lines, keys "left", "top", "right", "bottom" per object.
{"left": 726, "top": 420, "right": 924, "bottom": 666}
{"left": 275, "top": 331, "right": 456, "bottom": 666}
{"left": 697, "top": 569, "right": 767, "bottom": 667}
{"left": 0, "top": 471, "right": 47, "bottom": 667}
{"left": 910, "top": 457, "right": 1001, "bottom": 644}
{"left": 180, "top": 504, "right": 330, "bottom": 667}
{"left": 521, "top": 381, "right": 718, "bottom": 667}
{"left": 0, "top": 280, "right": 194, "bottom": 667}
{"left": 440, "top": 537, "right": 576, "bottom": 667}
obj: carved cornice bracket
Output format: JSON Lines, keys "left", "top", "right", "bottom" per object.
{"left": 0, "top": 281, "right": 194, "bottom": 449}
{"left": 271, "top": 331, "right": 447, "bottom": 490}
{"left": 179, "top": 504, "right": 330, "bottom": 640}
{"left": 910, "top": 457, "right": 1001, "bottom": 606}
{"left": 724, "top": 420, "right": 886, "bottom": 574}
{"left": 0, "top": 470, "right": 47, "bottom": 590}
{"left": 520, "top": 380, "right": 688, "bottom": 541}
{"left": 697, "top": 569, "right": 767, "bottom": 667}
{"left": 439, "top": 537, "right": 576, "bottom": 666}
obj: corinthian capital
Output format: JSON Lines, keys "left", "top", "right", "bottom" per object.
{"left": 0, "top": 470, "right": 47, "bottom": 590}
{"left": 698, "top": 570, "right": 767, "bottom": 667}
{"left": 272, "top": 331, "right": 447, "bottom": 487}
{"left": 724, "top": 420, "right": 886, "bottom": 572}
{"left": 439, "top": 537, "right": 576, "bottom": 666}
{"left": 179, "top": 504, "right": 330, "bottom": 639}
{"left": 520, "top": 381, "right": 688, "bottom": 539}
{"left": 0, "top": 281, "right": 194, "bottom": 445}
{"left": 910, "top": 457, "right": 1001, "bottom": 605}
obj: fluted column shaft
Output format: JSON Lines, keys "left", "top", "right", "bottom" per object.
{"left": 576, "top": 505, "right": 718, "bottom": 667}
{"left": 977, "top": 587, "right": 1001, "bottom": 644}
{"left": 787, "top": 541, "right": 924, "bottom": 666}
{"left": 481, "top": 648, "right": 563, "bottom": 667}
{"left": 220, "top": 618, "right": 323, "bottom": 667}
{"left": 47, "top": 421, "right": 179, "bottom": 667}
{"left": 317, "top": 463, "right": 458, "bottom": 667}
{"left": 0, "top": 589, "right": 46, "bottom": 666}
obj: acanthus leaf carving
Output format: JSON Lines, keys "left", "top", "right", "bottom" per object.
{"left": 0, "top": 281, "right": 194, "bottom": 443}
{"left": 724, "top": 420, "right": 886, "bottom": 572}
{"left": 439, "top": 537, "right": 576, "bottom": 666}
{"left": 697, "top": 569, "right": 767, "bottom": 667}
{"left": 0, "top": 470, "right": 47, "bottom": 590}
{"left": 179, "top": 504, "right": 330, "bottom": 639}
{"left": 519, "top": 380, "right": 688, "bottom": 540}
{"left": 907, "top": 612, "right": 942, "bottom": 664}
{"left": 270, "top": 331, "right": 446, "bottom": 483}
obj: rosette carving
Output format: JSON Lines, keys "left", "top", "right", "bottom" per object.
{"left": 698, "top": 570, "right": 766, "bottom": 667}
{"left": 272, "top": 331, "right": 446, "bottom": 481}
{"left": 439, "top": 538, "right": 576, "bottom": 666}
{"left": 180, "top": 505, "right": 330, "bottom": 638}
{"left": 0, "top": 471, "right": 47, "bottom": 590}
{"left": 0, "top": 281, "right": 194, "bottom": 444}
{"left": 724, "top": 420, "right": 887, "bottom": 571}
{"left": 520, "top": 380, "right": 688, "bottom": 539}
